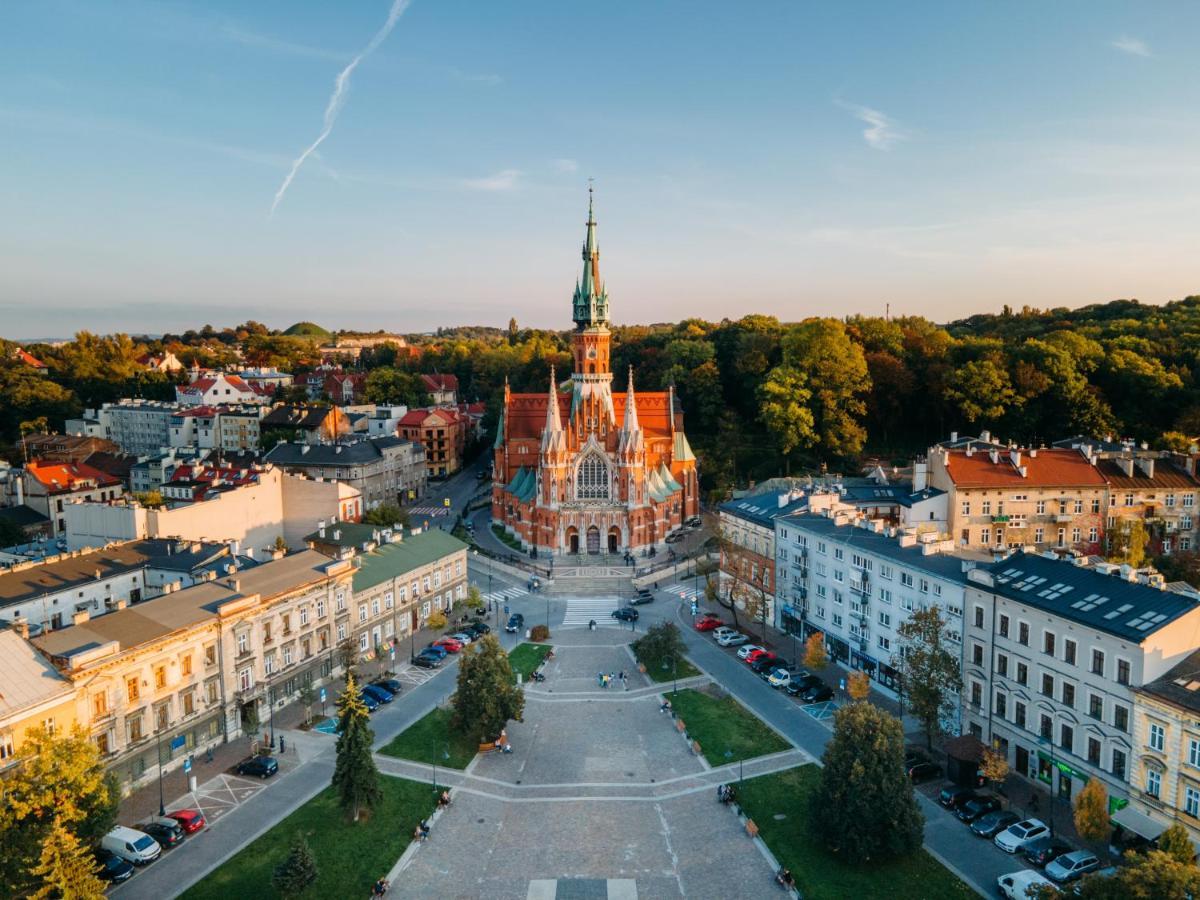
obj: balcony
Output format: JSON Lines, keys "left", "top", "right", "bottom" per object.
{"left": 1054, "top": 514, "right": 1073, "bottom": 523}
{"left": 991, "top": 515, "right": 1010, "bottom": 524}
{"left": 849, "top": 580, "right": 870, "bottom": 597}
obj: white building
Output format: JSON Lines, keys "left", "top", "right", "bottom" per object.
{"left": 367, "top": 404, "right": 409, "bottom": 437}
{"left": 176, "top": 372, "right": 271, "bottom": 407}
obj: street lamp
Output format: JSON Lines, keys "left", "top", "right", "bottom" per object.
{"left": 663, "top": 655, "right": 678, "bottom": 697}
{"left": 1038, "top": 734, "right": 1056, "bottom": 836}
{"left": 268, "top": 683, "right": 276, "bottom": 750}
{"left": 155, "top": 727, "right": 166, "bottom": 816}
{"left": 432, "top": 743, "right": 449, "bottom": 796}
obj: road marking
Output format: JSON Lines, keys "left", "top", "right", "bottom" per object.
{"left": 561, "top": 596, "right": 619, "bottom": 626}
{"left": 484, "top": 586, "right": 527, "bottom": 604}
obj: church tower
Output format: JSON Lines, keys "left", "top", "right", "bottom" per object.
{"left": 569, "top": 186, "right": 615, "bottom": 439}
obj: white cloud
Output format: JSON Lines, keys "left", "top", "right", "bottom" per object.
{"left": 553, "top": 158, "right": 579, "bottom": 173}
{"left": 836, "top": 100, "right": 906, "bottom": 150}
{"left": 460, "top": 169, "right": 522, "bottom": 191}
{"left": 1111, "top": 36, "right": 1151, "bottom": 57}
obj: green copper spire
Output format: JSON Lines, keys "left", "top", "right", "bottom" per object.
{"left": 572, "top": 183, "right": 610, "bottom": 329}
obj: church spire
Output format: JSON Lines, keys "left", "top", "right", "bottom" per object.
{"left": 541, "top": 365, "right": 565, "bottom": 454}
{"left": 572, "top": 182, "right": 609, "bottom": 329}
{"left": 622, "top": 366, "right": 640, "bottom": 433}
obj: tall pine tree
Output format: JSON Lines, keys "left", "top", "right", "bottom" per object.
{"left": 452, "top": 635, "right": 525, "bottom": 744}
{"left": 273, "top": 832, "right": 319, "bottom": 897}
{"left": 331, "top": 674, "right": 382, "bottom": 822}
{"left": 29, "top": 818, "right": 106, "bottom": 900}
{"left": 813, "top": 702, "right": 924, "bottom": 862}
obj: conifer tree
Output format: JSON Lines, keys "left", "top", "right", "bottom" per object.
{"left": 331, "top": 674, "right": 382, "bottom": 822}
{"left": 453, "top": 634, "right": 525, "bottom": 743}
{"left": 813, "top": 702, "right": 923, "bottom": 861}
{"left": 273, "top": 832, "right": 319, "bottom": 896}
{"left": 29, "top": 818, "right": 106, "bottom": 900}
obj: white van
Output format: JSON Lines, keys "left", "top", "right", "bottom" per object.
{"left": 997, "top": 869, "right": 1057, "bottom": 899}
{"left": 101, "top": 825, "right": 162, "bottom": 865}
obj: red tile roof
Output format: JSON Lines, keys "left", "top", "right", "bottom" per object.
{"left": 13, "top": 348, "right": 47, "bottom": 369}
{"left": 1097, "top": 459, "right": 1200, "bottom": 490}
{"left": 504, "top": 392, "right": 675, "bottom": 440}
{"left": 399, "top": 407, "right": 468, "bottom": 427}
{"left": 943, "top": 448, "right": 1105, "bottom": 488}
{"left": 25, "top": 460, "right": 121, "bottom": 493}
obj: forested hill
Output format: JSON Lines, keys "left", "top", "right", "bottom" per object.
{"left": 2, "top": 296, "right": 1198, "bottom": 499}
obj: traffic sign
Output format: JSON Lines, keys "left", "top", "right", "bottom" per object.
{"left": 389, "top": 647, "right": 395, "bottom": 660}
{"left": 183, "top": 758, "right": 192, "bottom": 774}
{"left": 319, "top": 687, "right": 327, "bottom": 703}
{"left": 443, "top": 497, "right": 451, "bottom": 507}
{"left": 504, "top": 604, "right": 510, "bottom": 614}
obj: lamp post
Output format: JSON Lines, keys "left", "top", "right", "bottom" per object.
{"left": 662, "top": 655, "right": 678, "bottom": 698}
{"left": 1038, "top": 734, "right": 1056, "bottom": 836}
{"left": 268, "top": 683, "right": 276, "bottom": 750}
{"left": 156, "top": 727, "right": 166, "bottom": 816}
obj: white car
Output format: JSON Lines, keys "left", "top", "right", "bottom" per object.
{"left": 451, "top": 632, "right": 475, "bottom": 644}
{"left": 1045, "top": 850, "right": 1100, "bottom": 883}
{"left": 997, "top": 869, "right": 1057, "bottom": 899}
{"left": 101, "top": 825, "right": 162, "bottom": 866}
{"left": 711, "top": 626, "right": 737, "bottom": 641}
{"left": 994, "top": 818, "right": 1050, "bottom": 853}
{"left": 736, "top": 644, "right": 766, "bottom": 660}
{"left": 717, "top": 632, "right": 749, "bottom": 647}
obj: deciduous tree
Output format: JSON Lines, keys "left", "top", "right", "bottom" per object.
{"left": 362, "top": 503, "right": 410, "bottom": 529}
{"left": 452, "top": 635, "right": 525, "bottom": 743}
{"left": 331, "top": 675, "right": 382, "bottom": 822}
{"left": 633, "top": 623, "right": 687, "bottom": 674}
{"left": 1062, "top": 849, "right": 1200, "bottom": 899}
{"left": 979, "top": 747, "right": 1009, "bottom": 794}
{"left": 1109, "top": 518, "right": 1148, "bottom": 568}
{"left": 803, "top": 632, "right": 828, "bottom": 670}
{"left": 28, "top": 818, "right": 106, "bottom": 900}
{"left": 893, "top": 606, "right": 961, "bottom": 749}
{"left": 1073, "top": 776, "right": 1110, "bottom": 843}
{"left": 846, "top": 670, "right": 871, "bottom": 701}
{"left": 1158, "top": 824, "right": 1196, "bottom": 867}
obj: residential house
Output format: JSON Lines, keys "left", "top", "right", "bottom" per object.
{"left": 19, "top": 432, "right": 121, "bottom": 463}
{"left": 398, "top": 407, "right": 469, "bottom": 478}
{"left": 421, "top": 373, "right": 458, "bottom": 406}
{"left": 0, "top": 628, "right": 76, "bottom": 769}
{"left": 23, "top": 460, "right": 123, "bottom": 536}
{"left": 260, "top": 405, "right": 352, "bottom": 445}
{"left": 264, "top": 437, "right": 427, "bottom": 508}
{"left": 1097, "top": 455, "right": 1200, "bottom": 556}
{"left": 176, "top": 371, "right": 271, "bottom": 407}
{"left": 136, "top": 351, "right": 185, "bottom": 373}
{"left": 11, "top": 346, "right": 48, "bottom": 373}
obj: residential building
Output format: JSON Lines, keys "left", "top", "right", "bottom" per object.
{"left": 401, "top": 407, "right": 471, "bottom": 479}
{"left": 235, "top": 367, "right": 292, "bottom": 392}
{"left": 169, "top": 405, "right": 266, "bottom": 452}
{"left": 19, "top": 432, "right": 121, "bottom": 463}
{"left": 349, "top": 529, "right": 469, "bottom": 663}
{"left": 421, "top": 373, "right": 458, "bottom": 406}
{"left": 264, "top": 437, "right": 427, "bottom": 509}
{"left": 928, "top": 445, "right": 1107, "bottom": 555}
{"left": 129, "top": 448, "right": 204, "bottom": 494}
{"left": 0, "top": 628, "right": 76, "bottom": 769}
{"left": 136, "top": 351, "right": 184, "bottom": 373}
{"left": 32, "top": 551, "right": 354, "bottom": 791}
{"left": 304, "top": 521, "right": 391, "bottom": 560}
{"left": 64, "top": 466, "right": 363, "bottom": 553}
{"left": 963, "top": 552, "right": 1200, "bottom": 810}
{"left": 260, "top": 405, "right": 352, "bottom": 445}
{"left": 161, "top": 462, "right": 264, "bottom": 502}
{"left": 1097, "top": 455, "right": 1200, "bottom": 556}
{"left": 176, "top": 371, "right": 271, "bottom": 406}
{"left": 73, "top": 400, "right": 177, "bottom": 455}
{"left": 718, "top": 490, "right": 805, "bottom": 621}
{"left": 23, "top": 460, "right": 123, "bottom": 536}
{"left": 367, "top": 404, "right": 409, "bottom": 437}
{"left": 491, "top": 195, "right": 699, "bottom": 553}
{"left": 775, "top": 509, "right": 969, "bottom": 711}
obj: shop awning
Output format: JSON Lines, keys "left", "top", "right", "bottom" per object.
{"left": 1110, "top": 804, "right": 1168, "bottom": 842}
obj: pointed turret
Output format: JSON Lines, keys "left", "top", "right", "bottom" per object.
{"left": 572, "top": 184, "right": 610, "bottom": 328}
{"left": 621, "top": 366, "right": 640, "bottom": 434}
{"left": 541, "top": 366, "right": 565, "bottom": 454}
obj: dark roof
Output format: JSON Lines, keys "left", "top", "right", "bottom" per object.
{"left": 720, "top": 492, "right": 806, "bottom": 527}
{"left": 304, "top": 522, "right": 384, "bottom": 549}
{"left": 1138, "top": 649, "right": 1200, "bottom": 714}
{"left": 0, "top": 505, "right": 51, "bottom": 528}
{"left": 82, "top": 451, "right": 139, "bottom": 482}
{"left": 264, "top": 437, "right": 416, "bottom": 467}
{"left": 984, "top": 551, "right": 1200, "bottom": 642}
{"left": 1096, "top": 458, "right": 1199, "bottom": 490}
{"left": 783, "top": 512, "right": 972, "bottom": 582}
{"left": 896, "top": 487, "right": 946, "bottom": 508}
{"left": 261, "top": 405, "right": 336, "bottom": 430}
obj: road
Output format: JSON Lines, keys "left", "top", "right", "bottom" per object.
{"left": 406, "top": 457, "right": 489, "bottom": 532}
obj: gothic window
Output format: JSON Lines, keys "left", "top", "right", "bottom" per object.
{"left": 576, "top": 451, "right": 611, "bottom": 501}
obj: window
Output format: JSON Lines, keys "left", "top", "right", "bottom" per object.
{"left": 1043, "top": 632, "right": 1056, "bottom": 656}
{"left": 1087, "top": 737, "right": 1101, "bottom": 765}
{"left": 336, "top": 591, "right": 347, "bottom": 611}
{"left": 576, "top": 451, "right": 611, "bottom": 500}
{"left": 961, "top": 500, "right": 971, "bottom": 516}
{"left": 359, "top": 633, "right": 369, "bottom": 652}
{"left": 336, "top": 623, "right": 347, "bottom": 641}
{"left": 900, "top": 573, "right": 914, "bottom": 588}
{"left": 1149, "top": 723, "right": 1165, "bottom": 752}
{"left": 239, "top": 668, "right": 253, "bottom": 691}
{"left": 999, "top": 614, "right": 1010, "bottom": 638}
{"left": 127, "top": 677, "right": 139, "bottom": 703}
{"left": 1016, "top": 662, "right": 1028, "bottom": 686}
{"left": 359, "top": 605, "right": 368, "bottom": 623}
{"left": 206, "top": 680, "right": 218, "bottom": 704}
{"left": 1064, "top": 639, "right": 1076, "bottom": 666}
{"left": 237, "top": 632, "right": 249, "bottom": 656}
{"left": 1190, "top": 739, "right": 1200, "bottom": 769}
{"left": 93, "top": 692, "right": 107, "bottom": 717}
{"left": 1062, "top": 683, "right": 1075, "bottom": 708}
{"left": 1124, "top": 492, "right": 1135, "bottom": 507}
{"left": 1114, "top": 705, "right": 1129, "bottom": 732}
{"left": 877, "top": 635, "right": 891, "bottom": 652}
{"left": 981, "top": 528, "right": 991, "bottom": 545}
{"left": 1034, "top": 527, "right": 1044, "bottom": 543}
{"left": 1188, "top": 787, "right": 1200, "bottom": 818}
{"left": 970, "top": 682, "right": 982, "bottom": 708}
{"left": 1036, "top": 500, "right": 1046, "bottom": 514}
{"left": 995, "top": 692, "right": 1007, "bottom": 718}
{"left": 264, "top": 654, "right": 275, "bottom": 675}
{"left": 1147, "top": 769, "right": 1161, "bottom": 798}
{"left": 972, "top": 643, "right": 984, "bottom": 666}
{"left": 1040, "top": 714, "right": 1052, "bottom": 739}
{"left": 1042, "top": 673, "right": 1055, "bottom": 697}
{"left": 1185, "top": 493, "right": 1195, "bottom": 509}
{"left": 919, "top": 578, "right": 929, "bottom": 594}
{"left": 384, "top": 591, "right": 393, "bottom": 610}
{"left": 1015, "top": 701, "right": 1026, "bottom": 728}
{"left": 1018, "top": 622, "right": 1029, "bottom": 646}
{"left": 183, "top": 691, "right": 195, "bottom": 716}
{"left": 1117, "top": 659, "right": 1131, "bottom": 686}
{"left": 832, "top": 613, "right": 843, "bottom": 628}
{"left": 1060, "top": 723, "right": 1073, "bottom": 751}
{"left": 316, "top": 599, "right": 326, "bottom": 618}
{"left": 1091, "top": 649, "right": 1104, "bottom": 676}
{"left": 300, "top": 606, "right": 309, "bottom": 626}
{"left": 154, "top": 666, "right": 166, "bottom": 689}
{"left": 1089, "top": 694, "right": 1103, "bottom": 720}
{"left": 878, "top": 611, "right": 891, "bottom": 628}
{"left": 973, "top": 606, "right": 984, "bottom": 628}
{"left": 982, "top": 500, "right": 992, "bottom": 515}
{"left": 1089, "top": 527, "right": 1098, "bottom": 543}
{"left": 205, "top": 643, "right": 216, "bottom": 667}
{"left": 181, "top": 655, "right": 192, "bottom": 676}
{"left": 996, "top": 653, "right": 1008, "bottom": 677}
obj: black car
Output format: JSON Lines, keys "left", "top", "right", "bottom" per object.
{"left": 749, "top": 656, "right": 781, "bottom": 676}
{"left": 800, "top": 682, "right": 833, "bottom": 703}
{"left": 907, "top": 761, "right": 944, "bottom": 784}
{"left": 139, "top": 819, "right": 185, "bottom": 849}
{"left": 955, "top": 795, "right": 1002, "bottom": 822}
{"left": 938, "top": 786, "right": 979, "bottom": 810}
{"left": 1023, "top": 836, "right": 1073, "bottom": 867}
{"left": 611, "top": 607, "right": 639, "bottom": 622}
{"left": 95, "top": 849, "right": 134, "bottom": 883}
{"left": 236, "top": 755, "right": 279, "bottom": 779}
{"left": 361, "top": 684, "right": 395, "bottom": 704}
{"left": 413, "top": 652, "right": 444, "bottom": 669}
{"left": 785, "top": 674, "right": 821, "bottom": 696}
{"left": 505, "top": 614, "right": 525, "bottom": 633}
{"left": 970, "top": 810, "right": 1021, "bottom": 838}
{"left": 469, "top": 622, "right": 491, "bottom": 635}
{"left": 373, "top": 678, "right": 403, "bottom": 695}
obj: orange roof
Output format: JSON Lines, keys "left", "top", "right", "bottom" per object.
{"left": 943, "top": 448, "right": 1105, "bottom": 488}
{"left": 504, "top": 391, "right": 675, "bottom": 440}
{"left": 25, "top": 460, "right": 121, "bottom": 493}
{"left": 14, "top": 347, "right": 47, "bottom": 368}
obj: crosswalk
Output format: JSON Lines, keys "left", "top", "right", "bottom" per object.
{"left": 410, "top": 506, "right": 451, "bottom": 517}
{"left": 665, "top": 581, "right": 706, "bottom": 603}
{"left": 483, "top": 586, "right": 527, "bottom": 606}
{"left": 561, "top": 597, "right": 619, "bottom": 626}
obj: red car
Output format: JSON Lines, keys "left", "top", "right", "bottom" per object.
{"left": 695, "top": 615, "right": 723, "bottom": 632}
{"left": 433, "top": 637, "right": 464, "bottom": 653}
{"left": 745, "top": 649, "right": 777, "bottom": 665}
{"left": 167, "top": 809, "right": 206, "bottom": 834}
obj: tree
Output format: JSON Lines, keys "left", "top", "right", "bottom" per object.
{"left": 273, "top": 832, "right": 319, "bottom": 896}
{"left": 363, "top": 367, "right": 425, "bottom": 407}
{"left": 846, "top": 670, "right": 871, "bottom": 701}
{"left": 1159, "top": 824, "right": 1196, "bottom": 867}
{"left": 274, "top": 535, "right": 288, "bottom": 553}
{"left": 337, "top": 637, "right": 358, "bottom": 679}
{"left": 632, "top": 622, "right": 687, "bottom": 674}
{"left": 426, "top": 610, "right": 448, "bottom": 630}
{"left": 756, "top": 365, "right": 815, "bottom": 469}
{"left": 452, "top": 634, "right": 525, "bottom": 744}
{"left": 1073, "top": 777, "right": 1110, "bottom": 843}
{"left": 132, "top": 490, "right": 164, "bottom": 508}
{"left": 463, "top": 585, "right": 485, "bottom": 613}
{"left": 362, "top": 503, "right": 410, "bottom": 529}
{"left": 979, "top": 747, "right": 1009, "bottom": 794}
{"left": 0, "top": 727, "right": 118, "bottom": 894}
{"left": 331, "top": 675, "right": 382, "bottom": 822}
{"left": 813, "top": 702, "right": 923, "bottom": 861}
{"left": 297, "top": 681, "right": 317, "bottom": 726}
{"left": 1064, "top": 850, "right": 1200, "bottom": 900}
{"left": 893, "top": 606, "right": 961, "bottom": 749}
{"left": 28, "top": 818, "right": 106, "bottom": 900}
{"left": 803, "top": 632, "right": 828, "bottom": 670}
{"left": 944, "top": 358, "right": 1017, "bottom": 424}
{"left": 1109, "top": 518, "right": 1148, "bottom": 568}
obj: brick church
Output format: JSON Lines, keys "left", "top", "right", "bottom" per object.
{"left": 491, "top": 192, "right": 700, "bottom": 556}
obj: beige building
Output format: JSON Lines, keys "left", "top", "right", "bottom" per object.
{"left": 32, "top": 551, "right": 353, "bottom": 791}
{"left": 0, "top": 628, "right": 77, "bottom": 769}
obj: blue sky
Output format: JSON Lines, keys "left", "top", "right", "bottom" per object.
{"left": 1, "top": 1, "right": 1198, "bottom": 338}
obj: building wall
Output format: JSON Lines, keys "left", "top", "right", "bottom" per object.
{"left": 1, "top": 566, "right": 147, "bottom": 632}
{"left": 1131, "top": 693, "right": 1200, "bottom": 847}
{"left": 0, "top": 692, "right": 78, "bottom": 770}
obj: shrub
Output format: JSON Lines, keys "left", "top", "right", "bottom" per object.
{"left": 529, "top": 624, "right": 550, "bottom": 642}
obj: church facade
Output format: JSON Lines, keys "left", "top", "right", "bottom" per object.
{"left": 491, "top": 194, "right": 700, "bottom": 556}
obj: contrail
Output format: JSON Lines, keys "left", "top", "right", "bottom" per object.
{"left": 270, "top": 0, "right": 411, "bottom": 216}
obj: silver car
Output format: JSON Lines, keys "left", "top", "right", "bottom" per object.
{"left": 1044, "top": 849, "right": 1100, "bottom": 883}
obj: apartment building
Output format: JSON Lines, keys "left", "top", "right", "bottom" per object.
{"left": 398, "top": 407, "right": 470, "bottom": 478}
{"left": 22, "top": 460, "right": 124, "bottom": 536}
{"left": 176, "top": 371, "right": 271, "bottom": 406}
{"left": 264, "top": 437, "right": 427, "bottom": 509}
{"left": 1097, "top": 455, "right": 1200, "bottom": 556}
{"left": 775, "top": 510, "right": 970, "bottom": 706}
{"left": 718, "top": 490, "right": 805, "bottom": 621}
{"left": 0, "top": 628, "right": 76, "bottom": 770}
{"left": 32, "top": 551, "right": 353, "bottom": 790}
{"left": 928, "top": 446, "right": 1107, "bottom": 555}
{"left": 962, "top": 552, "right": 1200, "bottom": 810}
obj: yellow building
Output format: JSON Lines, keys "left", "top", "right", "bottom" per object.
{"left": 0, "top": 628, "right": 77, "bottom": 768}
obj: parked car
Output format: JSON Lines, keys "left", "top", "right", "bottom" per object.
{"left": 167, "top": 808, "right": 206, "bottom": 834}
{"left": 361, "top": 684, "right": 395, "bottom": 704}
{"left": 611, "top": 607, "right": 639, "bottom": 622}
{"left": 101, "top": 826, "right": 162, "bottom": 866}
{"left": 995, "top": 819, "right": 1050, "bottom": 853}
{"left": 1023, "top": 836, "right": 1073, "bottom": 868}
{"left": 468, "top": 622, "right": 491, "bottom": 635}
{"left": 938, "top": 786, "right": 979, "bottom": 810}
{"left": 665, "top": 530, "right": 684, "bottom": 543}
{"left": 907, "top": 762, "right": 944, "bottom": 784}
{"left": 94, "top": 848, "right": 135, "bottom": 883}
{"left": 236, "top": 755, "right": 279, "bottom": 778}
{"left": 1045, "top": 850, "right": 1101, "bottom": 883}
{"left": 450, "top": 631, "right": 476, "bottom": 644}
{"left": 422, "top": 644, "right": 449, "bottom": 660}
{"left": 737, "top": 644, "right": 766, "bottom": 660}
{"left": 800, "top": 682, "right": 833, "bottom": 703}
{"left": 785, "top": 674, "right": 822, "bottom": 696}
{"left": 686, "top": 516, "right": 702, "bottom": 529}
{"left": 971, "top": 810, "right": 1021, "bottom": 838}
{"left": 997, "top": 869, "right": 1057, "bottom": 899}
{"left": 506, "top": 614, "right": 525, "bottom": 633}
{"left": 372, "top": 679, "right": 403, "bottom": 696}
{"left": 432, "top": 637, "right": 464, "bottom": 653}
{"left": 749, "top": 656, "right": 780, "bottom": 675}
{"left": 717, "top": 631, "right": 749, "bottom": 647}
{"left": 767, "top": 666, "right": 806, "bottom": 688}
{"left": 745, "top": 649, "right": 777, "bottom": 665}
{"left": 955, "top": 795, "right": 1002, "bottom": 823}
{"left": 139, "top": 816, "right": 185, "bottom": 849}
{"left": 711, "top": 626, "right": 738, "bottom": 641}
{"left": 361, "top": 693, "right": 381, "bottom": 712}
{"left": 413, "top": 653, "right": 443, "bottom": 669}
{"left": 695, "top": 614, "right": 723, "bottom": 632}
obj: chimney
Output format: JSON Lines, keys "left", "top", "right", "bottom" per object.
{"left": 94, "top": 568, "right": 102, "bottom": 580}
{"left": 1136, "top": 457, "right": 1155, "bottom": 479}
{"left": 319, "top": 520, "right": 327, "bottom": 538}
{"left": 11, "top": 616, "right": 29, "bottom": 639}
{"left": 1118, "top": 456, "right": 1135, "bottom": 478}
{"left": 114, "top": 599, "right": 128, "bottom": 610}
{"left": 913, "top": 461, "right": 928, "bottom": 492}
{"left": 950, "top": 431, "right": 958, "bottom": 443}
{"left": 228, "top": 578, "right": 240, "bottom": 591}
{"left": 72, "top": 610, "right": 90, "bottom": 626}
{"left": 1029, "top": 448, "right": 1038, "bottom": 458}
{"left": 1010, "top": 449, "right": 1022, "bottom": 468}
{"left": 981, "top": 429, "right": 992, "bottom": 443}
{"left": 966, "top": 445, "right": 974, "bottom": 457}
{"left": 989, "top": 449, "right": 999, "bottom": 465}
{"left": 333, "top": 529, "right": 341, "bottom": 541}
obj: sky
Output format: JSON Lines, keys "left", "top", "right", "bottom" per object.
{"left": 1, "top": 1, "right": 1198, "bottom": 339}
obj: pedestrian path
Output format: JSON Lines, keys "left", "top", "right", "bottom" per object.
{"left": 561, "top": 596, "right": 619, "bottom": 626}
{"left": 410, "top": 505, "right": 451, "bottom": 517}
{"left": 484, "top": 585, "right": 528, "bottom": 605}
{"left": 663, "top": 581, "right": 705, "bottom": 603}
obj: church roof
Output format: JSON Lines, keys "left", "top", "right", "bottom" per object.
{"left": 505, "top": 466, "right": 537, "bottom": 502}
{"left": 503, "top": 391, "right": 676, "bottom": 441}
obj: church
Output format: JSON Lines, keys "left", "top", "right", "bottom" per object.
{"left": 491, "top": 192, "right": 700, "bottom": 556}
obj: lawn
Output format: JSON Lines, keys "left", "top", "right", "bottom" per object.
{"left": 509, "top": 642, "right": 553, "bottom": 681}
{"left": 377, "top": 707, "right": 478, "bottom": 769}
{"left": 181, "top": 777, "right": 436, "bottom": 900}
{"left": 666, "top": 687, "right": 789, "bottom": 764}
{"left": 638, "top": 652, "right": 700, "bottom": 683}
{"left": 738, "top": 766, "right": 974, "bottom": 900}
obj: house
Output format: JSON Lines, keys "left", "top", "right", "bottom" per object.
{"left": 176, "top": 371, "right": 271, "bottom": 407}
{"left": 962, "top": 551, "right": 1200, "bottom": 812}
{"left": 1097, "top": 455, "right": 1200, "bottom": 556}
{"left": 367, "top": 404, "right": 409, "bottom": 437}
{"left": 264, "top": 437, "right": 427, "bottom": 509}
{"left": 399, "top": 407, "right": 470, "bottom": 478}
{"left": 421, "top": 373, "right": 458, "bottom": 406}
{"left": 23, "top": 460, "right": 123, "bottom": 536}
{"left": 161, "top": 462, "right": 264, "bottom": 503}
{"left": 260, "top": 405, "right": 352, "bottom": 445}
{"left": 0, "top": 628, "right": 76, "bottom": 770}
{"left": 718, "top": 490, "right": 806, "bottom": 621}
{"left": 136, "top": 351, "right": 185, "bottom": 373}
{"left": 11, "top": 347, "right": 48, "bottom": 373}
{"left": 19, "top": 433, "right": 121, "bottom": 463}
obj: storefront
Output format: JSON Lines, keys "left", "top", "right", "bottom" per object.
{"left": 1036, "top": 749, "right": 1090, "bottom": 801}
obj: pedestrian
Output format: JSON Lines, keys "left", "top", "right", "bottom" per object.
{"left": 279, "top": 735, "right": 286, "bottom": 754}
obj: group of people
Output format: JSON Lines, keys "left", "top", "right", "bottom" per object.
{"left": 413, "top": 820, "right": 431, "bottom": 842}
{"left": 597, "top": 671, "right": 627, "bottom": 690}
{"left": 717, "top": 783, "right": 737, "bottom": 805}
{"left": 437, "top": 789, "right": 452, "bottom": 809}
{"left": 371, "top": 876, "right": 390, "bottom": 897}
{"left": 775, "top": 867, "right": 795, "bottom": 890}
